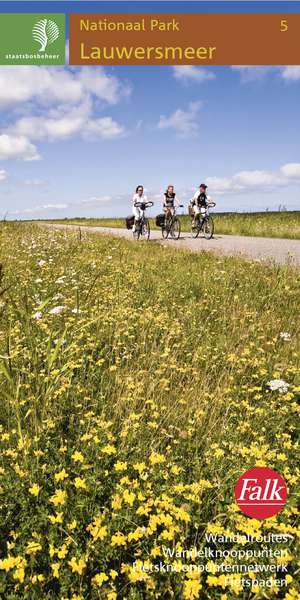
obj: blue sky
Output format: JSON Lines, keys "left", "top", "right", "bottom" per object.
{"left": 0, "top": 0, "right": 299, "bottom": 218}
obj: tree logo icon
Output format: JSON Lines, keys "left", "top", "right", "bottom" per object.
{"left": 32, "top": 19, "right": 60, "bottom": 52}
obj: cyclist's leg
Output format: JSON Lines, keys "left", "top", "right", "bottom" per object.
{"left": 193, "top": 205, "right": 200, "bottom": 225}
{"left": 164, "top": 207, "right": 170, "bottom": 226}
{"left": 132, "top": 206, "right": 141, "bottom": 232}
{"left": 199, "top": 207, "right": 207, "bottom": 228}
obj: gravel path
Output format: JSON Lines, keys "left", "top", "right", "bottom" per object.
{"left": 45, "top": 224, "right": 300, "bottom": 266}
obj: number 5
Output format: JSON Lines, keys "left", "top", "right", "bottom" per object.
{"left": 280, "top": 19, "right": 288, "bottom": 32}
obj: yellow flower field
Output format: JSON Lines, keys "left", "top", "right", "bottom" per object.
{"left": 0, "top": 223, "right": 299, "bottom": 599}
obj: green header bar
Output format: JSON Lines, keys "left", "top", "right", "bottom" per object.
{"left": 0, "top": 13, "right": 65, "bottom": 64}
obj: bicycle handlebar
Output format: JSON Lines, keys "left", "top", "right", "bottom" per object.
{"left": 134, "top": 201, "right": 154, "bottom": 208}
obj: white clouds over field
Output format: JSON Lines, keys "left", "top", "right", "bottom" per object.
{"left": 9, "top": 195, "right": 113, "bottom": 216}
{"left": 173, "top": 66, "right": 216, "bottom": 83}
{"left": 0, "top": 134, "right": 40, "bottom": 161}
{"left": 0, "top": 169, "right": 7, "bottom": 182}
{"left": 0, "top": 65, "right": 128, "bottom": 107}
{"left": 10, "top": 102, "right": 124, "bottom": 142}
{"left": 0, "top": 65, "right": 128, "bottom": 158}
{"left": 1, "top": 64, "right": 300, "bottom": 217}
{"left": 206, "top": 163, "right": 300, "bottom": 194}
{"left": 232, "top": 65, "right": 300, "bottom": 82}
{"left": 158, "top": 101, "right": 203, "bottom": 137}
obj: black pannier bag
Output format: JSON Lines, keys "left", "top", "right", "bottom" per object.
{"left": 125, "top": 215, "right": 135, "bottom": 230}
{"left": 156, "top": 213, "right": 165, "bottom": 227}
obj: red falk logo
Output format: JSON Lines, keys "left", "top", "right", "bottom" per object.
{"left": 235, "top": 467, "right": 287, "bottom": 519}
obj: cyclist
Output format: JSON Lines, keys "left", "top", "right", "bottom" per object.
{"left": 163, "top": 185, "right": 180, "bottom": 222}
{"left": 132, "top": 185, "right": 147, "bottom": 232}
{"left": 190, "top": 183, "right": 214, "bottom": 225}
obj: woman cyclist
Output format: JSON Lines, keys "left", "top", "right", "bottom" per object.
{"left": 132, "top": 185, "right": 147, "bottom": 232}
{"left": 163, "top": 185, "right": 180, "bottom": 223}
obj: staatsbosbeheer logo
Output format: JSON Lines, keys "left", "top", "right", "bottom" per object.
{"left": 32, "top": 19, "right": 60, "bottom": 52}
{"left": 235, "top": 467, "right": 287, "bottom": 519}
{"left": 0, "top": 14, "right": 65, "bottom": 65}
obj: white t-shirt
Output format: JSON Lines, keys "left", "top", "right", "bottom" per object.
{"left": 192, "top": 191, "right": 212, "bottom": 204}
{"left": 132, "top": 193, "right": 147, "bottom": 206}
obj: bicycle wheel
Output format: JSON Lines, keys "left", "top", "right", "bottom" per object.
{"left": 133, "top": 223, "right": 140, "bottom": 240}
{"left": 203, "top": 216, "right": 214, "bottom": 240}
{"left": 170, "top": 217, "right": 181, "bottom": 240}
{"left": 191, "top": 220, "right": 199, "bottom": 238}
{"left": 162, "top": 223, "right": 169, "bottom": 239}
{"left": 142, "top": 218, "right": 150, "bottom": 240}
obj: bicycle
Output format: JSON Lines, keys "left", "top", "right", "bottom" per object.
{"left": 161, "top": 205, "right": 184, "bottom": 240}
{"left": 133, "top": 201, "right": 154, "bottom": 241}
{"left": 190, "top": 202, "right": 216, "bottom": 239}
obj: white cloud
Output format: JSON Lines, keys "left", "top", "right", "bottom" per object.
{"left": 77, "top": 68, "right": 130, "bottom": 104}
{"left": 280, "top": 66, "right": 300, "bottom": 81}
{"left": 83, "top": 118, "right": 125, "bottom": 140}
{"left": 12, "top": 102, "right": 89, "bottom": 141}
{"left": 206, "top": 162, "right": 300, "bottom": 194}
{"left": 0, "top": 169, "right": 7, "bottom": 182}
{"left": 158, "top": 101, "right": 202, "bottom": 138}
{"left": 12, "top": 114, "right": 83, "bottom": 141}
{"left": 280, "top": 163, "right": 300, "bottom": 178}
{"left": 0, "top": 66, "right": 128, "bottom": 158}
{"left": 173, "top": 66, "right": 215, "bottom": 83}
{"left": 23, "top": 178, "right": 46, "bottom": 186}
{"left": 79, "top": 195, "right": 112, "bottom": 205}
{"left": 0, "top": 65, "right": 127, "bottom": 107}
{"left": 11, "top": 203, "right": 68, "bottom": 215}
{"left": 231, "top": 66, "right": 273, "bottom": 82}
{"left": 0, "top": 134, "right": 40, "bottom": 161}
{"left": 232, "top": 65, "right": 300, "bottom": 83}
{"left": 11, "top": 195, "right": 113, "bottom": 216}
{"left": 10, "top": 101, "right": 124, "bottom": 142}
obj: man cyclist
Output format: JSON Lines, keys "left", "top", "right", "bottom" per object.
{"left": 190, "top": 183, "right": 214, "bottom": 225}
{"left": 163, "top": 185, "right": 180, "bottom": 223}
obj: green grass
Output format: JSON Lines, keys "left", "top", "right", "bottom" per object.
{"left": 47, "top": 211, "right": 300, "bottom": 239}
{"left": 0, "top": 222, "right": 299, "bottom": 599}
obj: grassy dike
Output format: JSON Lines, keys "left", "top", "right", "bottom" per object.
{"left": 0, "top": 222, "right": 299, "bottom": 599}
{"left": 48, "top": 211, "right": 300, "bottom": 240}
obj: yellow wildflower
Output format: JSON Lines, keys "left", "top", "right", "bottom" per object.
{"left": 49, "top": 512, "right": 63, "bottom": 524}
{"left": 111, "top": 532, "right": 127, "bottom": 547}
{"left": 133, "top": 462, "right": 146, "bottom": 473}
{"left": 87, "top": 516, "right": 107, "bottom": 541}
{"left": 114, "top": 461, "right": 127, "bottom": 471}
{"left": 123, "top": 489, "right": 135, "bottom": 506}
{"left": 149, "top": 452, "right": 165, "bottom": 465}
{"left": 29, "top": 483, "right": 40, "bottom": 497}
{"left": 74, "top": 477, "right": 87, "bottom": 490}
{"left": 0, "top": 556, "right": 17, "bottom": 571}
{"left": 51, "top": 562, "right": 60, "bottom": 578}
{"left": 110, "top": 569, "right": 118, "bottom": 579}
{"left": 68, "top": 556, "right": 86, "bottom": 575}
{"left": 49, "top": 489, "right": 67, "bottom": 506}
{"left": 31, "top": 574, "right": 45, "bottom": 583}
{"left": 26, "top": 541, "right": 42, "bottom": 555}
{"left": 102, "top": 444, "right": 116, "bottom": 455}
{"left": 71, "top": 451, "right": 84, "bottom": 463}
{"left": 111, "top": 495, "right": 122, "bottom": 510}
{"left": 92, "top": 572, "right": 109, "bottom": 587}
{"left": 54, "top": 469, "right": 69, "bottom": 482}
{"left": 57, "top": 544, "right": 68, "bottom": 559}
{"left": 183, "top": 574, "right": 202, "bottom": 599}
